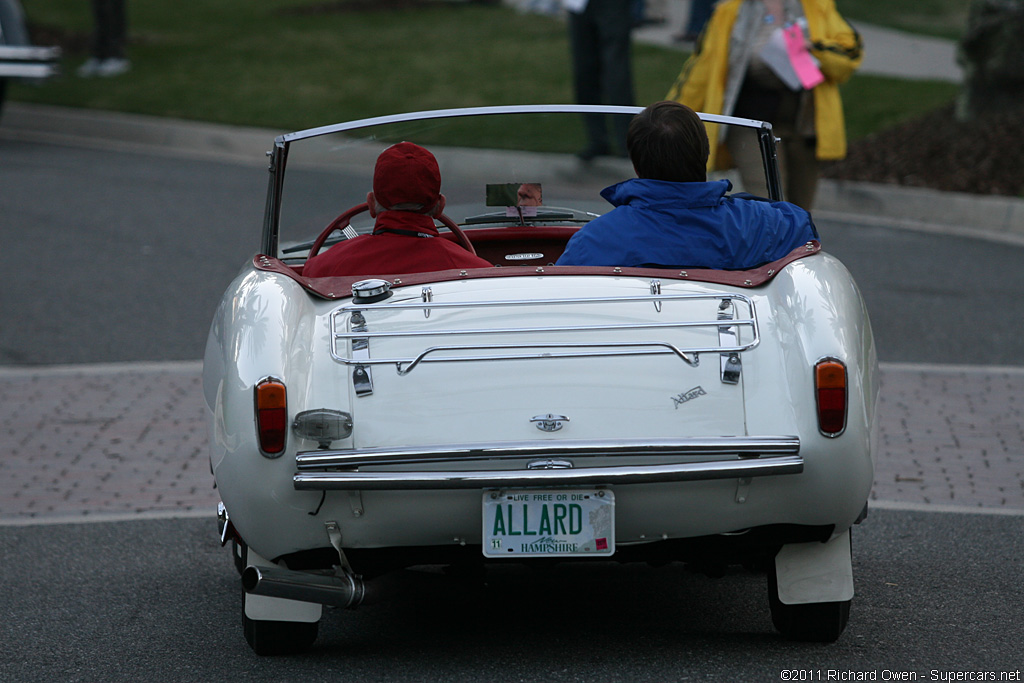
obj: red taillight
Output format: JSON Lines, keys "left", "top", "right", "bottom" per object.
{"left": 815, "top": 359, "right": 847, "bottom": 436}
{"left": 255, "top": 379, "right": 287, "bottom": 456}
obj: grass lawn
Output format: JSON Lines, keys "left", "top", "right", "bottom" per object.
{"left": 9, "top": 0, "right": 960, "bottom": 141}
{"left": 841, "top": 0, "right": 971, "bottom": 41}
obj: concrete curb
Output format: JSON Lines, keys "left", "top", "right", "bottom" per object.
{"left": 4, "top": 101, "right": 1023, "bottom": 241}
{"left": 0, "top": 101, "right": 274, "bottom": 167}
{"left": 815, "top": 180, "right": 1024, "bottom": 242}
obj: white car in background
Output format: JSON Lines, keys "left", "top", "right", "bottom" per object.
{"left": 0, "top": 0, "right": 60, "bottom": 115}
{"left": 204, "top": 105, "right": 878, "bottom": 654}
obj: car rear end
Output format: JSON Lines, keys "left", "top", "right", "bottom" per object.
{"left": 209, "top": 261, "right": 874, "bottom": 570}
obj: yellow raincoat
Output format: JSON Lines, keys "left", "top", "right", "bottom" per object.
{"left": 666, "top": 0, "right": 863, "bottom": 170}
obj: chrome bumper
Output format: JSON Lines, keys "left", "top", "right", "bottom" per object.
{"left": 293, "top": 436, "right": 802, "bottom": 491}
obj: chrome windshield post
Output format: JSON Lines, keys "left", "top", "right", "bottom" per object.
{"left": 757, "top": 124, "right": 784, "bottom": 202}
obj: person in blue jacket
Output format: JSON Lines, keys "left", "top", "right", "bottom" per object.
{"left": 556, "top": 100, "right": 818, "bottom": 270}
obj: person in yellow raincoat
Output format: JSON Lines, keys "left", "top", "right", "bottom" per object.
{"left": 667, "top": 0, "right": 862, "bottom": 210}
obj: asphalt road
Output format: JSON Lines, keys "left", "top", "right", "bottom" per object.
{"left": 3, "top": 135, "right": 1024, "bottom": 366}
{"left": 2, "top": 511, "right": 1021, "bottom": 681}
{"left": 0, "top": 137, "right": 265, "bottom": 365}
{"left": 1, "top": 124, "right": 1023, "bottom": 680}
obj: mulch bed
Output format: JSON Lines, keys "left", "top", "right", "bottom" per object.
{"left": 822, "top": 102, "right": 1024, "bottom": 197}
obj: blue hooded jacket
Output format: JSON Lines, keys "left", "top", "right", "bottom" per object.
{"left": 556, "top": 179, "right": 818, "bottom": 269}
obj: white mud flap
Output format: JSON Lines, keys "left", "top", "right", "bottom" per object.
{"left": 244, "top": 548, "right": 323, "bottom": 623}
{"left": 774, "top": 530, "right": 853, "bottom": 605}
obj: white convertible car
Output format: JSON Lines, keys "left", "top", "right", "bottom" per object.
{"left": 203, "top": 105, "right": 878, "bottom": 654}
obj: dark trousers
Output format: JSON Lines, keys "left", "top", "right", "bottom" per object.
{"left": 568, "top": 0, "right": 635, "bottom": 153}
{"left": 685, "top": 0, "right": 714, "bottom": 37}
{"left": 89, "top": 0, "right": 127, "bottom": 59}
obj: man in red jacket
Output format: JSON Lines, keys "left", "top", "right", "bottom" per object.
{"left": 303, "top": 142, "right": 492, "bottom": 277}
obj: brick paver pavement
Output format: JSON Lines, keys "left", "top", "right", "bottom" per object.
{"left": 0, "top": 362, "right": 211, "bottom": 523}
{"left": 872, "top": 363, "right": 1024, "bottom": 510}
{"left": 1, "top": 362, "right": 1022, "bottom": 524}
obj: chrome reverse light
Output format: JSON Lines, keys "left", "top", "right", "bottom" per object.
{"left": 293, "top": 409, "right": 353, "bottom": 449}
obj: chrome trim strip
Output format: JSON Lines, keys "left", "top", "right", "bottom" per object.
{"left": 277, "top": 105, "right": 771, "bottom": 145}
{"left": 296, "top": 435, "right": 800, "bottom": 469}
{"left": 334, "top": 315, "right": 757, "bottom": 340}
{"left": 293, "top": 454, "right": 804, "bottom": 490}
{"left": 337, "top": 291, "right": 750, "bottom": 315}
{"left": 392, "top": 342, "right": 705, "bottom": 375}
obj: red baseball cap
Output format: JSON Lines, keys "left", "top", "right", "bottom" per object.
{"left": 372, "top": 142, "right": 442, "bottom": 210}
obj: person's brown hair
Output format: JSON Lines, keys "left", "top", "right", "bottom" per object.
{"left": 626, "top": 101, "right": 709, "bottom": 183}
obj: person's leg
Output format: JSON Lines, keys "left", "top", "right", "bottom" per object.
{"left": 107, "top": 0, "right": 127, "bottom": 60}
{"left": 568, "top": 9, "right": 609, "bottom": 155}
{"left": 91, "top": 0, "right": 112, "bottom": 59}
{"left": 686, "top": 0, "right": 714, "bottom": 36}
{"left": 593, "top": 0, "right": 635, "bottom": 153}
{"left": 730, "top": 115, "right": 820, "bottom": 207}
{"left": 725, "top": 125, "right": 772, "bottom": 199}
{"left": 781, "top": 135, "right": 820, "bottom": 211}
{"left": 93, "top": 0, "right": 127, "bottom": 59}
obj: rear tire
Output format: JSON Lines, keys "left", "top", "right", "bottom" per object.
{"left": 243, "top": 612, "right": 319, "bottom": 656}
{"left": 767, "top": 563, "right": 851, "bottom": 642}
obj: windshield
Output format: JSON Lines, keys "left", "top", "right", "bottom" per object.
{"left": 267, "top": 106, "right": 777, "bottom": 262}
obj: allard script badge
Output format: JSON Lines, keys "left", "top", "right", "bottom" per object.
{"left": 672, "top": 386, "right": 707, "bottom": 409}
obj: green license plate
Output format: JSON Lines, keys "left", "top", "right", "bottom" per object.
{"left": 482, "top": 488, "right": 615, "bottom": 558}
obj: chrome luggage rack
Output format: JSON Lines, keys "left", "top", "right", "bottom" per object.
{"left": 330, "top": 286, "right": 759, "bottom": 394}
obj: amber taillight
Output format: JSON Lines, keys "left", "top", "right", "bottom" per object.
{"left": 815, "top": 359, "right": 847, "bottom": 437}
{"left": 255, "top": 378, "right": 287, "bottom": 456}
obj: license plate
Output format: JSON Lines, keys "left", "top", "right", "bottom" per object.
{"left": 482, "top": 488, "right": 614, "bottom": 558}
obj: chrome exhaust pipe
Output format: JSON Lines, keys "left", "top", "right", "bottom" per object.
{"left": 242, "top": 565, "right": 369, "bottom": 608}
{"left": 244, "top": 564, "right": 458, "bottom": 608}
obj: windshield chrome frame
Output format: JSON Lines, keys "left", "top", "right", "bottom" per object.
{"left": 260, "top": 105, "right": 780, "bottom": 258}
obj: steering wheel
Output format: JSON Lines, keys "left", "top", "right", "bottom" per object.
{"left": 307, "top": 202, "right": 477, "bottom": 259}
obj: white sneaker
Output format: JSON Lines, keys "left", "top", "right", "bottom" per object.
{"left": 77, "top": 58, "right": 103, "bottom": 77}
{"left": 95, "top": 58, "right": 131, "bottom": 77}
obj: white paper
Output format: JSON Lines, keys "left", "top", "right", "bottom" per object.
{"left": 758, "top": 28, "right": 802, "bottom": 91}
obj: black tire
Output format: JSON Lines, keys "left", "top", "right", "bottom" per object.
{"left": 767, "top": 560, "right": 851, "bottom": 642}
{"left": 0, "top": 79, "right": 8, "bottom": 117}
{"left": 243, "top": 612, "right": 319, "bottom": 656}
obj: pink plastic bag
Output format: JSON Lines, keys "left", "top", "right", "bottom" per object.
{"left": 783, "top": 24, "right": 825, "bottom": 89}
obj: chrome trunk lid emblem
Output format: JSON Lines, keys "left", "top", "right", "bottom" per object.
{"left": 531, "top": 414, "right": 569, "bottom": 432}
